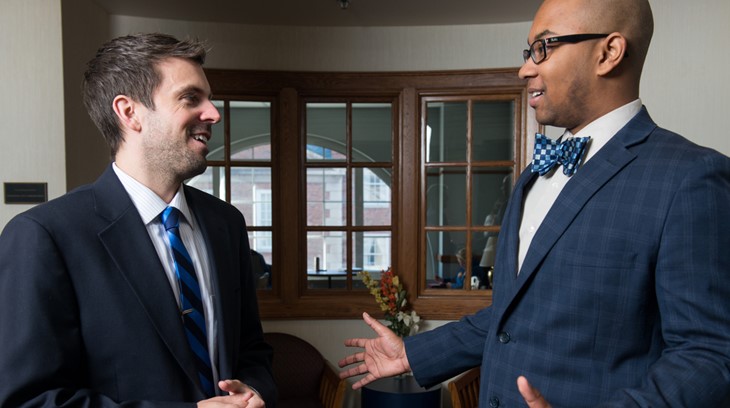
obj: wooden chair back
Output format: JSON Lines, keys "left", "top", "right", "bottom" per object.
{"left": 448, "top": 366, "right": 480, "bottom": 408}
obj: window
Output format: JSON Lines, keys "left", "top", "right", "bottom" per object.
{"left": 203, "top": 69, "right": 535, "bottom": 319}
{"left": 422, "top": 97, "right": 518, "bottom": 294}
{"left": 305, "top": 101, "right": 394, "bottom": 290}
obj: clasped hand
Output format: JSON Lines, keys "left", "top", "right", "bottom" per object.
{"left": 197, "top": 380, "right": 264, "bottom": 408}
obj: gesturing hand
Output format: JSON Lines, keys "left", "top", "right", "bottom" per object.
{"left": 518, "top": 376, "right": 552, "bottom": 408}
{"left": 338, "top": 312, "right": 412, "bottom": 389}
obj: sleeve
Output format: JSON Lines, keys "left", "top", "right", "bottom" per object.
{"left": 599, "top": 152, "right": 730, "bottom": 407}
{"left": 405, "top": 306, "right": 492, "bottom": 388}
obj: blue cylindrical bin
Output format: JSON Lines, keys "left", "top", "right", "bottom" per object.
{"left": 361, "top": 375, "right": 441, "bottom": 408}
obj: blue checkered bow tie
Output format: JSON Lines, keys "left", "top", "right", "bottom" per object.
{"left": 531, "top": 133, "right": 591, "bottom": 176}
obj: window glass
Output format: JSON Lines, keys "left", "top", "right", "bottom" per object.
{"left": 305, "top": 101, "right": 394, "bottom": 291}
{"left": 231, "top": 167, "right": 272, "bottom": 226}
{"left": 352, "top": 167, "right": 391, "bottom": 226}
{"left": 353, "top": 231, "right": 391, "bottom": 273}
{"left": 187, "top": 166, "right": 225, "bottom": 200}
{"left": 423, "top": 97, "right": 517, "bottom": 294}
{"left": 472, "top": 101, "right": 515, "bottom": 162}
{"left": 307, "top": 231, "right": 347, "bottom": 289}
{"left": 352, "top": 103, "right": 392, "bottom": 162}
{"left": 426, "top": 167, "right": 466, "bottom": 227}
{"left": 307, "top": 103, "right": 347, "bottom": 162}
{"left": 231, "top": 101, "right": 271, "bottom": 161}
{"left": 307, "top": 168, "right": 346, "bottom": 227}
{"left": 471, "top": 170, "right": 512, "bottom": 227}
{"left": 425, "top": 231, "right": 465, "bottom": 289}
{"left": 426, "top": 102, "right": 467, "bottom": 163}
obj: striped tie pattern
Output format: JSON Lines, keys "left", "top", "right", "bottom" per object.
{"left": 161, "top": 206, "right": 215, "bottom": 397}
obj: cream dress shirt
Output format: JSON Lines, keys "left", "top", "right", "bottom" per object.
{"left": 518, "top": 99, "right": 643, "bottom": 273}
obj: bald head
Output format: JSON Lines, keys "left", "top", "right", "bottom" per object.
{"left": 582, "top": 0, "right": 653, "bottom": 70}
{"left": 520, "top": 0, "right": 655, "bottom": 132}
{"left": 539, "top": 0, "right": 654, "bottom": 72}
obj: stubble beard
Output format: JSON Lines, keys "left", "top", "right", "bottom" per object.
{"left": 144, "top": 127, "right": 208, "bottom": 186}
{"left": 537, "top": 76, "right": 591, "bottom": 132}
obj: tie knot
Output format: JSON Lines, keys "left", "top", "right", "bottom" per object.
{"left": 161, "top": 206, "right": 181, "bottom": 231}
{"left": 531, "top": 133, "right": 591, "bottom": 176}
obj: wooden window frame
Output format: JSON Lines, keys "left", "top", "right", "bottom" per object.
{"left": 205, "top": 68, "right": 536, "bottom": 320}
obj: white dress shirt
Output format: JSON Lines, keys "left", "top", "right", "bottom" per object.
{"left": 112, "top": 163, "right": 219, "bottom": 384}
{"left": 518, "top": 99, "right": 643, "bottom": 273}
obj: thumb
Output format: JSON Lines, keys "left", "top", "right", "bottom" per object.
{"left": 362, "top": 312, "right": 394, "bottom": 338}
{"left": 517, "top": 376, "right": 550, "bottom": 408}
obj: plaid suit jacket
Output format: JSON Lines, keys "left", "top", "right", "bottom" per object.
{"left": 406, "top": 107, "right": 730, "bottom": 407}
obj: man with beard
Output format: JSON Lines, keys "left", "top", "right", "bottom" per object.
{"left": 0, "top": 33, "right": 276, "bottom": 407}
{"left": 339, "top": 0, "right": 730, "bottom": 406}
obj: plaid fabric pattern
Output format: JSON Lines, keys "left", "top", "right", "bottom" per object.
{"left": 531, "top": 133, "right": 591, "bottom": 176}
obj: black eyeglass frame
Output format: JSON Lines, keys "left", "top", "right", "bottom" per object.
{"left": 523, "top": 33, "right": 609, "bottom": 64}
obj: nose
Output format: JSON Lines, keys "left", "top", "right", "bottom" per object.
{"left": 518, "top": 59, "right": 536, "bottom": 80}
{"left": 201, "top": 99, "right": 221, "bottom": 124}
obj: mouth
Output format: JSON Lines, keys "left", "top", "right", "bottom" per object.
{"left": 189, "top": 125, "right": 212, "bottom": 146}
{"left": 527, "top": 88, "right": 544, "bottom": 108}
{"left": 192, "top": 134, "right": 209, "bottom": 145}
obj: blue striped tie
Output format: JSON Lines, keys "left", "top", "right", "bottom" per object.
{"left": 161, "top": 206, "right": 215, "bottom": 397}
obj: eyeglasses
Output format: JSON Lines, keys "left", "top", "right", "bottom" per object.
{"left": 523, "top": 34, "right": 609, "bottom": 64}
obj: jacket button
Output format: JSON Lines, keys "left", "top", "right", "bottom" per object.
{"left": 498, "top": 331, "right": 511, "bottom": 343}
{"left": 489, "top": 396, "right": 500, "bottom": 407}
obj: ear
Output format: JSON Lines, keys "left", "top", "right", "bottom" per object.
{"left": 596, "top": 32, "right": 628, "bottom": 76}
{"left": 112, "top": 95, "right": 142, "bottom": 133}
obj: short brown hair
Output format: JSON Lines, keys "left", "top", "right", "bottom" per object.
{"left": 82, "top": 33, "right": 208, "bottom": 157}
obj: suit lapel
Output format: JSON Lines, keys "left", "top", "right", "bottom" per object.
{"left": 184, "top": 187, "right": 239, "bottom": 381}
{"left": 508, "top": 108, "right": 657, "bottom": 296}
{"left": 93, "top": 167, "right": 203, "bottom": 395}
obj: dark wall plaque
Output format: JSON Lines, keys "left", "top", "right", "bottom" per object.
{"left": 4, "top": 182, "right": 48, "bottom": 204}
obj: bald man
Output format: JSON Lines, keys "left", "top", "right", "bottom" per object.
{"left": 339, "top": 0, "right": 730, "bottom": 406}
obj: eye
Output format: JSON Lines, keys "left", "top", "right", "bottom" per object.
{"left": 181, "top": 93, "right": 201, "bottom": 106}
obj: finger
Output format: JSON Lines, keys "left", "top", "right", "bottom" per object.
{"left": 339, "top": 362, "right": 369, "bottom": 379}
{"left": 517, "top": 376, "right": 549, "bottom": 408}
{"left": 352, "top": 373, "right": 377, "bottom": 390}
{"left": 218, "top": 379, "right": 243, "bottom": 394}
{"left": 343, "top": 338, "right": 368, "bottom": 348}
{"left": 362, "top": 312, "right": 394, "bottom": 338}
{"left": 338, "top": 351, "right": 364, "bottom": 368}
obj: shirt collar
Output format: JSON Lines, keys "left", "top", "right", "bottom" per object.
{"left": 568, "top": 98, "right": 643, "bottom": 163}
{"left": 112, "top": 163, "right": 193, "bottom": 226}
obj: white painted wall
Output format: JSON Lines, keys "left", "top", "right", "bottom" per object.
{"left": 0, "top": 0, "right": 65, "bottom": 227}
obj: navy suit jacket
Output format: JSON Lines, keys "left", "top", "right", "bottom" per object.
{"left": 406, "top": 108, "right": 730, "bottom": 407}
{"left": 0, "top": 166, "right": 277, "bottom": 407}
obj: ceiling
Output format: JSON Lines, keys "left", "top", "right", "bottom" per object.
{"left": 90, "top": 0, "right": 542, "bottom": 27}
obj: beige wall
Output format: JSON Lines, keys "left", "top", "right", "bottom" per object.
{"left": 0, "top": 0, "right": 65, "bottom": 228}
